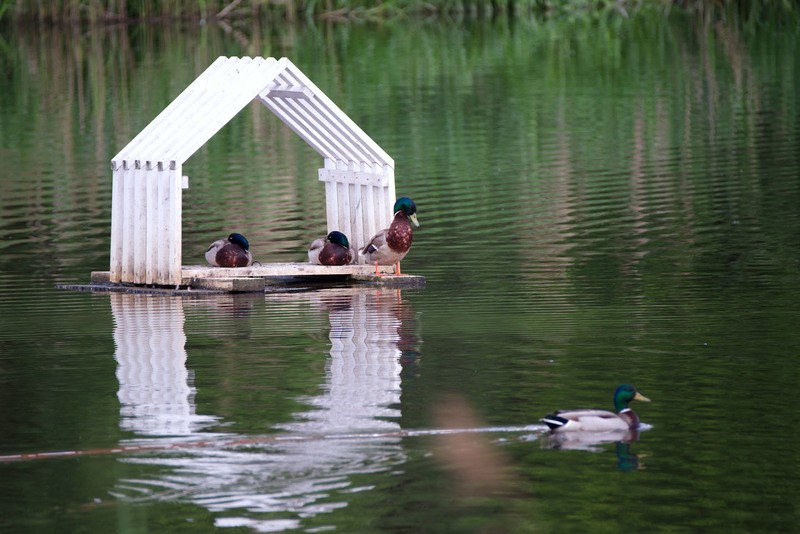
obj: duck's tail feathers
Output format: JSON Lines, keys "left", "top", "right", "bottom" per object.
{"left": 541, "top": 413, "right": 569, "bottom": 430}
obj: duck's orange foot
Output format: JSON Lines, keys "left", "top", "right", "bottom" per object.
{"left": 372, "top": 263, "right": 407, "bottom": 276}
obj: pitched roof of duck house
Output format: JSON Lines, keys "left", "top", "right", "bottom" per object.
{"left": 112, "top": 56, "right": 393, "bottom": 170}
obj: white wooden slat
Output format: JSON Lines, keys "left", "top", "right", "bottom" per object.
{"left": 355, "top": 183, "right": 368, "bottom": 252}
{"left": 170, "top": 165, "right": 183, "bottom": 285}
{"left": 131, "top": 164, "right": 144, "bottom": 282}
{"left": 376, "top": 186, "right": 389, "bottom": 233}
{"left": 334, "top": 160, "right": 349, "bottom": 240}
{"left": 262, "top": 69, "right": 380, "bottom": 165}
{"left": 134, "top": 56, "right": 244, "bottom": 163}
{"left": 313, "top": 104, "right": 382, "bottom": 165}
{"left": 154, "top": 56, "right": 258, "bottom": 163}
{"left": 153, "top": 170, "right": 164, "bottom": 285}
{"left": 325, "top": 180, "right": 338, "bottom": 234}
{"left": 132, "top": 162, "right": 148, "bottom": 284}
{"left": 153, "top": 167, "right": 171, "bottom": 286}
{"left": 154, "top": 167, "right": 177, "bottom": 286}
{"left": 110, "top": 169, "right": 124, "bottom": 282}
{"left": 318, "top": 169, "right": 389, "bottom": 187}
{"left": 348, "top": 182, "right": 358, "bottom": 248}
{"left": 333, "top": 181, "right": 345, "bottom": 239}
{"left": 269, "top": 83, "right": 374, "bottom": 164}
{"left": 298, "top": 80, "right": 391, "bottom": 167}
{"left": 165, "top": 57, "right": 281, "bottom": 164}
{"left": 280, "top": 62, "right": 393, "bottom": 167}
{"left": 285, "top": 96, "right": 361, "bottom": 161}
{"left": 120, "top": 164, "right": 136, "bottom": 282}
{"left": 126, "top": 56, "right": 249, "bottom": 165}
{"left": 113, "top": 56, "right": 233, "bottom": 164}
{"left": 362, "top": 186, "right": 377, "bottom": 259}
{"left": 298, "top": 96, "right": 376, "bottom": 164}
{"left": 347, "top": 161, "right": 361, "bottom": 253}
{"left": 343, "top": 185, "right": 354, "bottom": 257}
{"left": 338, "top": 182, "right": 352, "bottom": 242}
{"left": 385, "top": 167, "right": 397, "bottom": 229}
{"left": 262, "top": 97, "right": 347, "bottom": 162}
{"left": 145, "top": 168, "right": 158, "bottom": 284}
{"left": 323, "top": 158, "right": 338, "bottom": 234}
{"left": 154, "top": 169, "right": 167, "bottom": 285}
{"left": 265, "top": 86, "right": 313, "bottom": 100}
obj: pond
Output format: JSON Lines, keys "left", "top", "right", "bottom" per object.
{"left": 1, "top": 10, "right": 799, "bottom": 532}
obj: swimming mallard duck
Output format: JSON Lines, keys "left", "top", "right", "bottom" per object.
{"left": 205, "top": 233, "right": 253, "bottom": 267}
{"left": 308, "top": 231, "right": 355, "bottom": 266}
{"left": 541, "top": 384, "right": 651, "bottom": 433}
{"left": 361, "top": 197, "right": 419, "bottom": 275}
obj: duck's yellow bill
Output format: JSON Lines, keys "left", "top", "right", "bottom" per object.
{"left": 409, "top": 213, "right": 420, "bottom": 227}
{"left": 634, "top": 392, "right": 651, "bottom": 402}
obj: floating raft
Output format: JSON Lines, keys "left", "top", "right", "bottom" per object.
{"left": 78, "top": 263, "right": 425, "bottom": 294}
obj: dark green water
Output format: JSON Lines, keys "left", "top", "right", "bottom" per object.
{"left": 1, "top": 11, "right": 799, "bottom": 532}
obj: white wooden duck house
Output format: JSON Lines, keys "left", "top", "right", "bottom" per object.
{"left": 109, "top": 56, "right": 395, "bottom": 286}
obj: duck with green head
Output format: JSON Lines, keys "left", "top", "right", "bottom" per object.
{"left": 308, "top": 231, "right": 356, "bottom": 266}
{"left": 361, "top": 197, "right": 419, "bottom": 275}
{"left": 541, "top": 384, "right": 651, "bottom": 433}
{"left": 205, "top": 233, "right": 253, "bottom": 267}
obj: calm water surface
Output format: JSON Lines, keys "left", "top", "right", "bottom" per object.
{"left": 1, "top": 11, "right": 799, "bottom": 532}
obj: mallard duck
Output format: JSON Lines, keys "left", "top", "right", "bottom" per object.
{"left": 541, "top": 384, "right": 650, "bottom": 433}
{"left": 205, "top": 233, "right": 253, "bottom": 267}
{"left": 361, "top": 197, "right": 419, "bottom": 275}
{"left": 308, "top": 231, "right": 355, "bottom": 266}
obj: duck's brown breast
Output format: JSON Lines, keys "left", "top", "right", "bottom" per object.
{"left": 618, "top": 409, "right": 640, "bottom": 428}
{"left": 216, "top": 245, "right": 250, "bottom": 267}
{"left": 319, "top": 244, "right": 352, "bottom": 265}
{"left": 387, "top": 214, "right": 414, "bottom": 253}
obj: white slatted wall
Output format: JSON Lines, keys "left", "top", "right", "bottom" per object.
{"left": 318, "top": 163, "right": 394, "bottom": 258}
{"left": 110, "top": 163, "right": 183, "bottom": 285}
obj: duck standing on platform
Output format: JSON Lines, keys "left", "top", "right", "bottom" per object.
{"left": 541, "top": 384, "right": 651, "bottom": 433}
{"left": 308, "top": 231, "right": 356, "bottom": 266}
{"left": 361, "top": 197, "right": 419, "bottom": 275}
{"left": 205, "top": 233, "right": 253, "bottom": 267}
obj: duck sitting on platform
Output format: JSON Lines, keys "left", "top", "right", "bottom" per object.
{"left": 361, "top": 197, "right": 419, "bottom": 275}
{"left": 205, "top": 233, "right": 253, "bottom": 267}
{"left": 308, "top": 231, "right": 356, "bottom": 266}
{"left": 541, "top": 384, "right": 651, "bottom": 433}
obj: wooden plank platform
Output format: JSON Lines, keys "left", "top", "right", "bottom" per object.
{"left": 79, "top": 263, "right": 425, "bottom": 294}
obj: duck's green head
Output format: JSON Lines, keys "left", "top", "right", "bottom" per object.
{"left": 394, "top": 197, "right": 419, "bottom": 227}
{"left": 327, "top": 231, "right": 350, "bottom": 249}
{"left": 228, "top": 233, "right": 250, "bottom": 251}
{"left": 613, "top": 384, "right": 651, "bottom": 412}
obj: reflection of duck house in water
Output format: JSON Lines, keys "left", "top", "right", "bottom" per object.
{"left": 111, "top": 289, "right": 413, "bottom": 520}
{"left": 90, "top": 56, "right": 423, "bottom": 292}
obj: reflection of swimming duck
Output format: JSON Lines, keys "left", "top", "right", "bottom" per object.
{"left": 543, "top": 427, "right": 638, "bottom": 451}
{"left": 541, "top": 384, "right": 650, "bottom": 433}
{"left": 615, "top": 441, "right": 643, "bottom": 471}
{"left": 205, "top": 233, "right": 253, "bottom": 267}
{"left": 361, "top": 197, "right": 419, "bottom": 275}
{"left": 308, "top": 231, "right": 355, "bottom": 266}
{"left": 542, "top": 434, "right": 644, "bottom": 471}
